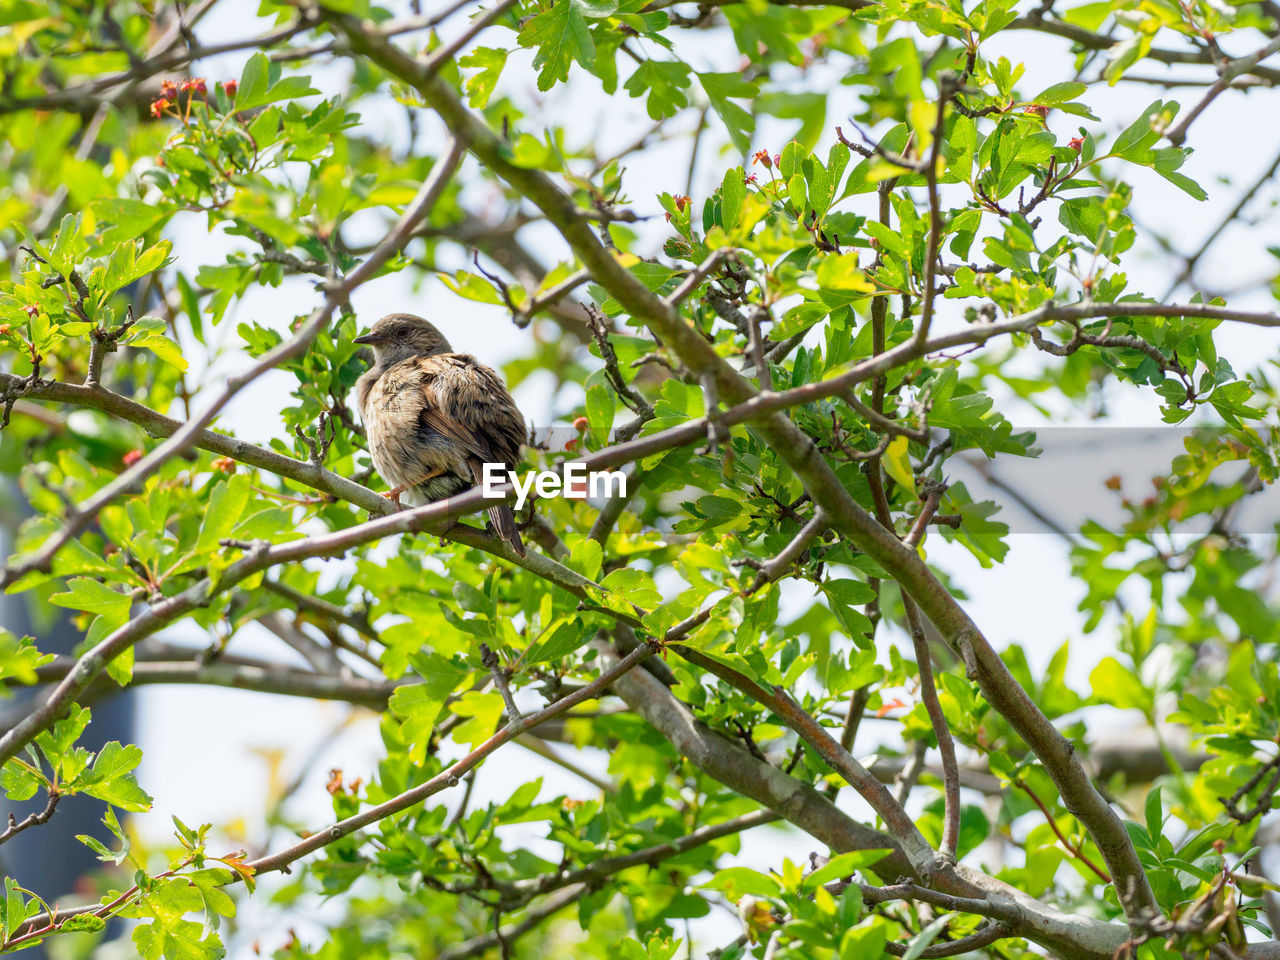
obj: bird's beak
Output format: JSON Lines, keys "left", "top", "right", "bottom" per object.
{"left": 353, "top": 333, "right": 380, "bottom": 345}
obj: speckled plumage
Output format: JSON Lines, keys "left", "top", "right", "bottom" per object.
{"left": 354, "top": 313, "right": 526, "bottom": 556}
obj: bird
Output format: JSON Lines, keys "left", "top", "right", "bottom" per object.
{"left": 353, "top": 313, "right": 526, "bottom": 557}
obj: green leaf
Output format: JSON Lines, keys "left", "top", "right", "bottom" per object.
{"left": 459, "top": 47, "right": 508, "bottom": 108}
{"left": 802, "top": 849, "right": 892, "bottom": 889}
{"left": 1089, "top": 657, "right": 1152, "bottom": 713}
{"left": 720, "top": 166, "right": 746, "bottom": 233}
{"left": 104, "top": 240, "right": 172, "bottom": 296}
{"left": 235, "top": 51, "right": 319, "bottom": 110}
{"left": 133, "top": 916, "right": 225, "bottom": 960}
{"left": 901, "top": 914, "right": 952, "bottom": 960}
{"left": 1062, "top": 0, "right": 1112, "bottom": 29}
{"left": 1032, "top": 81, "right": 1087, "bottom": 105}
{"left": 46, "top": 212, "right": 87, "bottom": 273}
{"left": 814, "top": 252, "right": 874, "bottom": 307}
{"left": 389, "top": 653, "right": 469, "bottom": 763}
{"left": 862, "top": 220, "right": 908, "bottom": 258}
{"left": 518, "top": 0, "right": 597, "bottom": 91}
{"left": 586, "top": 382, "right": 616, "bottom": 446}
{"left": 569, "top": 538, "right": 604, "bottom": 581}
{"left": 0, "top": 878, "right": 31, "bottom": 943}
{"left": 197, "top": 474, "right": 251, "bottom": 552}
{"left": 779, "top": 140, "right": 805, "bottom": 180}
{"left": 702, "top": 866, "right": 782, "bottom": 900}
{"left": 90, "top": 198, "right": 173, "bottom": 246}
{"left": 0, "top": 630, "right": 53, "bottom": 694}
{"left": 623, "top": 60, "right": 692, "bottom": 119}
{"left": 34, "top": 703, "right": 90, "bottom": 770}
{"left": 50, "top": 577, "right": 131, "bottom": 622}
{"left": 60, "top": 914, "right": 107, "bottom": 934}
{"left": 698, "top": 72, "right": 757, "bottom": 152}
{"left": 449, "top": 690, "right": 506, "bottom": 750}
{"left": 771, "top": 301, "right": 828, "bottom": 341}
{"left": 1150, "top": 146, "right": 1207, "bottom": 200}
{"left": 1145, "top": 784, "right": 1164, "bottom": 840}
{"left": 188, "top": 869, "right": 237, "bottom": 918}
{"left": 523, "top": 616, "right": 591, "bottom": 664}
{"left": 75, "top": 741, "right": 153, "bottom": 811}
{"left": 840, "top": 921, "right": 887, "bottom": 960}
{"left": 600, "top": 567, "right": 661, "bottom": 607}
{"left": 79, "top": 809, "right": 131, "bottom": 864}
{"left": 125, "top": 315, "right": 187, "bottom": 371}
{"left": 1104, "top": 33, "right": 1153, "bottom": 85}
{"left": 804, "top": 156, "right": 833, "bottom": 215}
{"left": 882, "top": 436, "right": 917, "bottom": 496}
{"left": 1112, "top": 101, "right": 1167, "bottom": 159}
{"left": 235, "top": 51, "right": 271, "bottom": 110}
{"left": 786, "top": 172, "right": 806, "bottom": 213}
{"left": 823, "top": 579, "right": 875, "bottom": 645}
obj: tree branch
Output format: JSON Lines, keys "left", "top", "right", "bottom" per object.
{"left": 242, "top": 639, "right": 656, "bottom": 877}
{"left": 0, "top": 790, "right": 60, "bottom": 847}
{"left": 593, "top": 639, "right": 916, "bottom": 878}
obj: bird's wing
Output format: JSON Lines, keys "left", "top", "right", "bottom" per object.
{"left": 415, "top": 354, "right": 525, "bottom": 466}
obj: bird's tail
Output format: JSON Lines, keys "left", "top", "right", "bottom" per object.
{"left": 488, "top": 503, "right": 526, "bottom": 557}
{"left": 470, "top": 459, "right": 526, "bottom": 557}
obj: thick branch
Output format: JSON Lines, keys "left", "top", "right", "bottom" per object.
{"left": 594, "top": 640, "right": 915, "bottom": 878}
{"left": 28, "top": 656, "right": 400, "bottom": 709}
{"left": 0, "top": 376, "right": 392, "bottom": 514}
{"left": 667, "top": 642, "right": 939, "bottom": 876}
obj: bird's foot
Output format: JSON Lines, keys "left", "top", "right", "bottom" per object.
{"left": 383, "top": 469, "right": 448, "bottom": 512}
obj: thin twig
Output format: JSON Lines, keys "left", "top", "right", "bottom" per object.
{"left": 735, "top": 509, "right": 827, "bottom": 593}
{"left": 585, "top": 303, "right": 655, "bottom": 419}
{"left": 1016, "top": 779, "right": 1112, "bottom": 882}
{"left": 420, "top": 0, "right": 519, "bottom": 77}
{"left": 1221, "top": 750, "right": 1280, "bottom": 824}
{"left": 900, "top": 483, "right": 962, "bottom": 860}
{"left": 1166, "top": 33, "right": 1280, "bottom": 145}
{"left": 1162, "top": 147, "right": 1280, "bottom": 299}
{"left": 515, "top": 734, "right": 614, "bottom": 793}
{"left": 886, "top": 922, "right": 1011, "bottom": 958}
{"left": 481, "top": 643, "right": 522, "bottom": 723}
{"left": 668, "top": 643, "right": 943, "bottom": 879}
{"left": 665, "top": 249, "right": 731, "bottom": 306}
{"left": 0, "top": 791, "right": 61, "bottom": 846}
{"left": 915, "top": 79, "right": 952, "bottom": 345}
{"left": 513, "top": 269, "right": 591, "bottom": 328}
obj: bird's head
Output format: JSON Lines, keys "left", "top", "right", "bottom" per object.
{"left": 354, "top": 313, "right": 453, "bottom": 366}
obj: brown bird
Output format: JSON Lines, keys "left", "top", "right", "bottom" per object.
{"left": 354, "top": 313, "right": 526, "bottom": 557}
